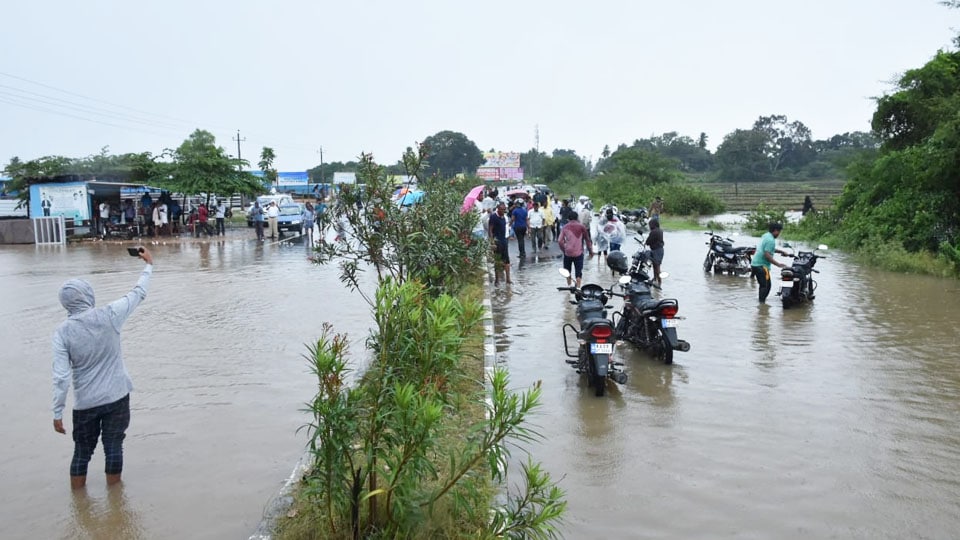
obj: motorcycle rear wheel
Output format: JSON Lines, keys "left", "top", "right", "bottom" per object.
{"left": 657, "top": 332, "right": 674, "bottom": 365}
{"left": 594, "top": 374, "right": 606, "bottom": 396}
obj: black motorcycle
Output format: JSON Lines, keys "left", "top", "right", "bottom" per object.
{"left": 607, "top": 242, "right": 690, "bottom": 364}
{"left": 621, "top": 207, "right": 648, "bottom": 230}
{"left": 557, "top": 269, "right": 627, "bottom": 397}
{"left": 777, "top": 243, "right": 828, "bottom": 308}
{"left": 703, "top": 231, "right": 756, "bottom": 275}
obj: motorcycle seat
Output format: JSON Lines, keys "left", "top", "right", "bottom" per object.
{"left": 638, "top": 299, "right": 660, "bottom": 311}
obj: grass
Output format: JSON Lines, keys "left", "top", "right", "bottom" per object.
{"left": 274, "top": 282, "right": 495, "bottom": 540}
{"left": 656, "top": 215, "right": 705, "bottom": 231}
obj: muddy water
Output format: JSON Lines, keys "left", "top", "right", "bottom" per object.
{"left": 1, "top": 234, "right": 374, "bottom": 539}
{"left": 491, "top": 229, "right": 960, "bottom": 539}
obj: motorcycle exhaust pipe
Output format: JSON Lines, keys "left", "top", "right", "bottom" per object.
{"left": 612, "top": 372, "right": 628, "bottom": 384}
{"left": 675, "top": 340, "right": 691, "bottom": 352}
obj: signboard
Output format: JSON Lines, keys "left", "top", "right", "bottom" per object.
{"left": 277, "top": 172, "right": 308, "bottom": 186}
{"left": 333, "top": 172, "right": 357, "bottom": 184}
{"left": 248, "top": 171, "right": 308, "bottom": 186}
{"left": 500, "top": 167, "right": 524, "bottom": 181}
{"left": 476, "top": 168, "right": 500, "bottom": 181}
{"left": 482, "top": 152, "right": 521, "bottom": 168}
{"left": 30, "top": 182, "right": 90, "bottom": 221}
{"left": 476, "top": 167, "right": 524, "bottom": 181}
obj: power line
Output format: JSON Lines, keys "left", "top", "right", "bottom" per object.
{"left": 0, "top": 85, "right": 185, "bottom": 131}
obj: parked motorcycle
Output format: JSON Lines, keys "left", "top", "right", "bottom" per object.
{"left": 702, "top": 231, "right": 756, "bottom": 275}
{"left": 607, "top": 242, "right": 690, "bottom": 364}
{"left": 777, "top": 243, "right": 828, "bottom": 308}
{"left": 557, "top": 268, "right": 627, "bottom": 396}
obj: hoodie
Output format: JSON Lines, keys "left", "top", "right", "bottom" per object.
{"left": 52, "top": 265, "right": 152, "bottom": 419}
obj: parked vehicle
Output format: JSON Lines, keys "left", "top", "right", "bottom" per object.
{"left": 703, "top": 231, "right": 756, "bottom": 275}
{"left": 246, "top": 195, "right": 295, "bottom": 226}
{"left": 607, "top": 241, "right": 690, "bottom": 364}
{"left": 778, "top": 243, "right": 828, "bottom": 308}
{"left": 621, "top": 207, "right": 648, "bottom": 228}
{"left": 276, "top": 203, "right": 305, "bottom": 234}
{"left": 557, "top": 268, "right": 627, "bottom": 397}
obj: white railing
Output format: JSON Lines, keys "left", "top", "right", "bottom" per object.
{"left": 33, "top": 215, "right": 66, "bottom": 245}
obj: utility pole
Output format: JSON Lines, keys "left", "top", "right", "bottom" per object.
{"left": 232, "top": 130, "right": 246, "bottom": 171}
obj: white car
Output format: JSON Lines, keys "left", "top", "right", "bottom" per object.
{"left": 246, "top": 195, "right": 295, "bottom": 226}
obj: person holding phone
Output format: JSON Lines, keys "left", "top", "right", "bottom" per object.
{"left": 52, "top": 246, "right": 154, "bottom": 489}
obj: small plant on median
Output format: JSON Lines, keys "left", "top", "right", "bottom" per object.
{"left": 312, "top": 145, "right": 488, "bottom": 299}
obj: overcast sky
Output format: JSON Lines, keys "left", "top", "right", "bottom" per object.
{"left": 1, "top": 0, "right": 957, "bottom": 172}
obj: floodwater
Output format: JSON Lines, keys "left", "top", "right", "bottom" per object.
{"left": 4, "top": 224, "right": 960, "bottom": 539}
{"left": 0, "top": 231, "right": 375, "bottom": 539}
{"left": 491, "top": 228, "right": 960, "bottom": 539}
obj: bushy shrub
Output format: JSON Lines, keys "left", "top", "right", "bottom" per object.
{"left": 744, "top": 204, "right": 787, "bottom": 236}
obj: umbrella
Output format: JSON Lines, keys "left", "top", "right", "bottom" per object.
{"left": 461, "top": 185, "right": 486, "bottom": 214}
{"left": 504, "top": 189, "right": 531, "bottom": 199}
{"left": 397, "top": 190, "right": 425, "bottom": 207}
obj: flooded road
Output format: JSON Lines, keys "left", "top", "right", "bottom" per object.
{"left": 491, "top": 229, "right": 960, "bottom": 539}
{"left": 1, "top": 234, "right": 375, "bottom": 539}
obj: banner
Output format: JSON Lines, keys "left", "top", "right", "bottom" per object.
{"left": 476, "top": 168, "right": 500, "bottom": 181}
{"left": 482, "top": 152, "right": 520, "bottom": 169}
{"left": 499, "top": 167, "right": 524, "bottom": 181}
{"left": 30, "top": 182, "right": 90, "bottom": 221}
{"left": 277, "top": 172, "right": 308, "bottom": 185}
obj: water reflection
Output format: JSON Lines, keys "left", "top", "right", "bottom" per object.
{"left": 67, "top": 485, "right": 143, "bottom": 540}
{"left": 491, "top": 229, "right": 960, "bottom": 539}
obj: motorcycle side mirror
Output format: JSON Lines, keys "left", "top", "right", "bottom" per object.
{"left": 558, "top": 268, "right": 571, "bottom": 279}
{"left": 618, "top": 275, "right": 631, "bottom": 285}
{"left": 817, "top": 244, "right": 829, "bottom": 250}
{"left": 782, "top": 242, "right": 792, "bottom": 248}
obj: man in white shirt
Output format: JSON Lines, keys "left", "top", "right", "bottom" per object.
{"left": 528, "top": 202, "right": 546, "bottom": 252}
{"left": 215, "top": 200, "right": 226, "bottom": 236}
{"left": 98, "top": 201, "right": 110, "bottom": 238}
{"left": 266, "top": 201, "right": 280, "bottom": 239}
{"left": 158, "top": 203, "right": 169, "bottom": 236}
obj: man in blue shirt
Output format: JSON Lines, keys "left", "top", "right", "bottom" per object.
{"left": 510, "top": 200, "right": 529, "bottom": 258}
{"left": 489, "top": 202, "right": 511, "bottom": 285}
{"left": 750, "top": 222, "right": 789, "bottom": 303}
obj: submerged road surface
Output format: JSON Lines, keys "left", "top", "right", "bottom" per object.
{"left": 1, "top": 235, "right": 374, "bottom": 539}
{"left": 489, "top": 227, "right": 960, "bottom": 539}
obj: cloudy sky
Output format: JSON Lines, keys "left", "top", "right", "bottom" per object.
{"left": 1, "top": 0, "right": 956, "bottom": 172}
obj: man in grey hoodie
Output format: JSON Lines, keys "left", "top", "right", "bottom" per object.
{"left": 52, "top": 247, "right": 154, "bottom": 489}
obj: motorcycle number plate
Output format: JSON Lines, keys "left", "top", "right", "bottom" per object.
{"left": 590, "top": 343, "right": 613, "bottom": 354}
{"left": 780, "top": 281, "right": 793, "bottom": 288}
{"left": 661, "top": 319, "right": 680, "bottom": 328}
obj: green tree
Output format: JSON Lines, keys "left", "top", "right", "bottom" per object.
{"left": 307, "top": 160, "right": 360, "bottom": 184}
{"left": 539, "top": 154, "right": 587, "bottom": 183}
{"left": 258, "top": 146, "right": 278, "bottom": 186}
{"left": 520, "top": 148, "right": 547, "bottom": 180}
{"left": 165, "top": 129, "right": 263, "bottom": 202}
{"left": 715, "top": 129, "right": 770, "bottom": 181}
{"left": 752, "top": 115, "right": 815, "bottom": 172}
{"left": 420, "top": 130, "right": 483, "bottom": 178}
{"left": 801, "top": 42, "right": 960, "bottom": 269}
{"left": 597, "top": 145, "right": 681, "bottom": 184}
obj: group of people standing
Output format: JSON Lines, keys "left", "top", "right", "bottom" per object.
{"left": 477, "top": 188, "right": 668, "bottom": 289}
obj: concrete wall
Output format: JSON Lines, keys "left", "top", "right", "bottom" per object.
{"left": 0, "top": 219, "right": 35, "bottom": 244}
